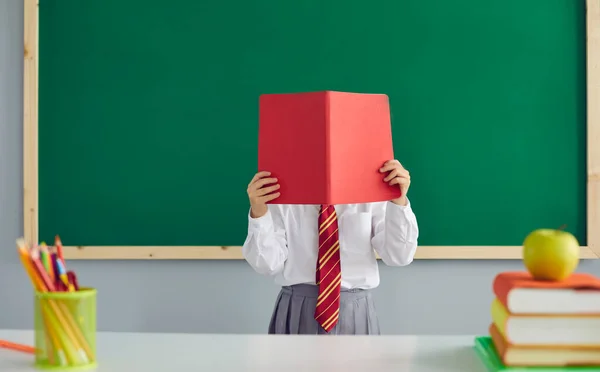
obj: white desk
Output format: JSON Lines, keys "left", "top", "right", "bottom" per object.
{"left": 0, "top": 330, "right": 486, "bottom": 372}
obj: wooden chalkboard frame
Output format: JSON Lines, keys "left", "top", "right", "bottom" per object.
{"left": 23, "top": 0, "right": 600, "bottom": 260}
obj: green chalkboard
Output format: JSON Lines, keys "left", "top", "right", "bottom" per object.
{"left": 38, "top": 0, "right": 587, "bottom": 247}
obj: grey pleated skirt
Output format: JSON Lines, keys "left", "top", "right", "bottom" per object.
{"left": 268, "top": 284, "right": 380, "bottom": 335}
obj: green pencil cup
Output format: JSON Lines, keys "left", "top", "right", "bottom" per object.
{"left": 33, "top": 288, "right": 97, "bottom": 371}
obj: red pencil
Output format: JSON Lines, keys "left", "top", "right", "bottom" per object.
{"left": 30, "top": 248, "right": 56, "bottom": 292}
{"left": 54, "top": 235, "right": 66, "bottom": 266}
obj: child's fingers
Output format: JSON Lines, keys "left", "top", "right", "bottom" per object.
{"left": 383, "top": 169, "right": 399, "bottom": 182}
{"left": 260, "top": 192, "right": 281, "bottom": 203}
{"left": 252, "top": 177, "right": 278, "bottom": 190}
{"left": 256, "top": 184, "right": 280, "bottom": 197}
{"left": 249, "top": 171, "right": 271, "bottom": 186}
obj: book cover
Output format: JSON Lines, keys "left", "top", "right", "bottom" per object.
{"left": 258, "top": 91, "right": 402, "bottom": 205}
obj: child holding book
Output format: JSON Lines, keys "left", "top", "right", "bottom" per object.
{"left": 242, "top": 159, "right": 419, "bottom": 335}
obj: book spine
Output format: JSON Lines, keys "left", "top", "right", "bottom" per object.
{"left": 492, "top": 276, "right": 512, "bottom": 311}
{"left": 490, "top": 298, "right": 510, "bottom": 340}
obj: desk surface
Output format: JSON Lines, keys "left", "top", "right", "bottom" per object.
{"left": 0, "top": 330, "right": 485, "bottom": 372}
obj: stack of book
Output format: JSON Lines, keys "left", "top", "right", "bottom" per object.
{"left": 476, "top": 271, "right": 600, "bottom": 370}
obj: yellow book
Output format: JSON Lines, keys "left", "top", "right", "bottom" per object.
{"left": 491, "top": 298, "right": 600, "bottom": 347}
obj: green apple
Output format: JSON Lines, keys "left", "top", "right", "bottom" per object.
{"left": 522, "top": 228, "right": 580, "bottom": 281}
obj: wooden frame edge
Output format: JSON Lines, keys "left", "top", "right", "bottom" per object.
{"left": 25, "top": 1, "right": 600, "bottom": 260}
{"left": 587, "top": 0, "right": 600, "bottom": 258}
{"left": 60, "top": 245, "right": 598, "bottom": 260}
{"left": 23, "top": 0, "right": 38, "bottom": 247}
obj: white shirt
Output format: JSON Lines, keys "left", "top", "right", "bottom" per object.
{"left": 242, "top": 201, "right": 419, "bottom": 289}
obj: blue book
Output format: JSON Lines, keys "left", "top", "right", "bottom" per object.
{"left": 474, "top": 337, "right": 600, "bottom": 372}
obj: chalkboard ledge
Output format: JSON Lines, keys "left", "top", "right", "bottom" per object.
{"left": 58, "top": 245, "right": 599, "bottom": 260}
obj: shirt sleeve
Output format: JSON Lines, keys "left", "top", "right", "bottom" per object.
{"left": 371, "top": 199, "right": 419, "bottom": 266}
{"left": 241, "top": 206, "right": 289, "bottom": 276}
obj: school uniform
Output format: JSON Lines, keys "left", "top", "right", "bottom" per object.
{"left": 242, "top": 201, "right": 419, "bottom": 335}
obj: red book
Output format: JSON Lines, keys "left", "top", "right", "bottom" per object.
{"left": 493, "top": 271, "right": 600, "bottom": 314}
{"left": 258, "top": 91, "right": 401, "bottom": 205}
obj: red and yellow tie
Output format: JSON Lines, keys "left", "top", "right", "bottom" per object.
{"left": 314, "top": 205, "right": 342, "bottom": 332}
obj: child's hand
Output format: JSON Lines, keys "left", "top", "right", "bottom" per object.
{"left": 379, "top": 160, "right": 410, "bottom": 206}
{"left": 247, "top": 171, "right": 280, "bottom": 218}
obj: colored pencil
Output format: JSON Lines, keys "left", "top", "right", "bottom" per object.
{"left": 54, "top": 235, "right": 66, "bottom": 266}
{"left": 50, "top": 252, "right": 66, "bottom": 291}
{"left": 0, "top": 339, "right": 35, "bottom": 354}
{"left": 55, "top": 259, "right": 73, "bottom": 292}
{"left": 17, "top": 239, "right": 44, "bottom": 292}
{"left": 30, "top": 248, "right": 57, "bottom": 292}
{"left": 40, "top": 242, "right": 55, "bottom": 282}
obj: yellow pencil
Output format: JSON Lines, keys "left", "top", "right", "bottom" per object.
{"left": 43, "top": 332, "right": 55, "bottom": 364}
{"left": 17, "top": 239, "right": 44, "bottom": 291}
{"left": 41, "top": 301, "right": 79, "bottom": 365}
{"left": 41, "top": 309, "right": 67, "bottom": 366}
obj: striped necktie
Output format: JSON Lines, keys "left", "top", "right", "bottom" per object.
{"left": 314, "top": 204, "right": 342, "bottom": 332}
